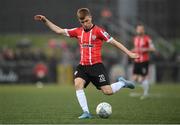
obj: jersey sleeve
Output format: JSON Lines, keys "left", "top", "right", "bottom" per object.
{"left": 97, "top": 28, "right": 113, "bottom": 43}
{"left": 64, "top": 28, "right": 78, "bottom": 38}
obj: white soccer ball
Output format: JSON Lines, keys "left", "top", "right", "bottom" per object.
{"left": 96, "top": 102, "right": 112, "bottom": 118}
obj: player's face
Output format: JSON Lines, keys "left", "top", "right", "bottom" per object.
{"left": 79, "top": 16, "right": 93, "bottom": 30}
{"left": 136, "top": 25, "right": 145, "bottom": 35}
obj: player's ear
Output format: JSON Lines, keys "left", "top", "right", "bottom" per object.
{"left": 89, "top": 16, "right": 92, "bottom": 21}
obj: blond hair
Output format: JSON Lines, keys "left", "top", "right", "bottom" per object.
{"left": 77, "top": 8, "right": 91, "bottom": 20}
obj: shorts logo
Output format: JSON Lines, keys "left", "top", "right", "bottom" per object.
{"left": 74, "top": 71, "right": 78, "bottom": 75}
{"left": 99, "top": 74, "right": 106, "bottom": 82}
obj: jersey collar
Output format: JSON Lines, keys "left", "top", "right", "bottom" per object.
{"left": 84, "top": 24, "right": 95, "bottom": 32}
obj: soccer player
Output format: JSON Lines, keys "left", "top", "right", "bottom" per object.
{"left": 131, "top": 24, "right": 156, "bottom": 99}
{"left": 34, "top": 8, "right": 139, "bottom": 119}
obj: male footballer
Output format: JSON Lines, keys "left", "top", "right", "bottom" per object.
{"left": 34, "top": 8, "right": 139, "bottom": 119}
{"left": 132, "top": 24, "right": 155, "bottom": 99}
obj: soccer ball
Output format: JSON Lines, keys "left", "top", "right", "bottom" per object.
{"left": 96, "top": 102, "right": 112, "bottom": 118}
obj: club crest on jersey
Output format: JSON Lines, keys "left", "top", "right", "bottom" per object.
{"left": 92, "top": 35, "right": 97, "bottom": 40}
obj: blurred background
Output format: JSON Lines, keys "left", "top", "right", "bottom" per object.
{"left": 0, "top": 0, "right": 179, "bottom": 84}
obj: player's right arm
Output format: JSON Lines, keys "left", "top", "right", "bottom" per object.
{"left": 34, "top": 15, "right": 67, "bottom": 35}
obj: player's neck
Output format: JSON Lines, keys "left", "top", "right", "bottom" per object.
{"left": 138, "top": 34, "right": 145, "bottom": 37}
{"left": 84, "top": 24, "right": 95, "bottom": 32}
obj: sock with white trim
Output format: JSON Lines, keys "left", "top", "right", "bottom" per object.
{"left": 141, "top": 79, "right": 149, "bottom": 96}
{"left": 110, "top": 81, "right": 125, "bottom": 93}
{"left": 76, "top": 89, "right": 89, "bottom": 113}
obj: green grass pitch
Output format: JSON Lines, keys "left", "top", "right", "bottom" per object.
{"left": 0, "top": 83, "right": 180, "bottom": 124}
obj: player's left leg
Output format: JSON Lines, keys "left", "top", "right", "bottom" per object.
{"left": 140, "top": 76, "right": 149, "bottom": 99}
{"left": 139, "top": 62, "right": 150, "bottom": 99}
{"left": 90, "top": 63, "right": 135, "bottom": 95}
{"left": 100, "top": 77, "right": 135, "bottom": 95}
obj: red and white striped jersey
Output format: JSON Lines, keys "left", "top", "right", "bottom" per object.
{"left": 64, "top": 25, "right": 113, "bottom": 65}
{"left": 133, "top": 35, "right": 152, "bottom": 63}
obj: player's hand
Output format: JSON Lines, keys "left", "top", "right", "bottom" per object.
{"left": 129, "top": 52, "right": 139, "bottom": 59}
{"left": 140, "top": 48, "right": 148, "bottom": 52}
{"left": 132, "top": 48, "right": 148, "bottom": 53}
{"left": 131, "top": 48, "right": 137, "bottom": 53}
{"left": 34, "top": 15, "right": 46, "bottom": 22}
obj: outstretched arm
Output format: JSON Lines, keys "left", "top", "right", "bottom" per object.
{"left": 109, "top": 38, "right": 139, "bottom": 59}
{"left": 34, "top": 15, "right": 67, "bottom": 35}
{"left": 132, "top": 40, "right": 156, "bottom": 53}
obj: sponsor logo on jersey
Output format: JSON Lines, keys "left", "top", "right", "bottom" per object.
{"left": 82, "top": 44, "right": 94, "bottom": 48}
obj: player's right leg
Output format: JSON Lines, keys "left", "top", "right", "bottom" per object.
{"left": 132, "top": 74, "right": 139, "bottom": 82}
{"left": 74, "top": 77, "right": 92, "bottom": 119}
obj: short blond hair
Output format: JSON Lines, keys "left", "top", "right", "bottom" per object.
{"left": 77, "top": 8, "right": 91, "bottom": 20}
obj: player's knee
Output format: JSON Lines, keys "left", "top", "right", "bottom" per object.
{"left": 74, "top": 78, "right": 84, "bottom": 90}
{"left": 74, "top": 82, "right": 84, "bottom": 90}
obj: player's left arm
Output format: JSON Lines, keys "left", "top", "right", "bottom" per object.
{"left": 98, "top": 29, "right": 139, "bottom": 59}
{"left": 109, "top": 38, "right": 139, "bottom": 59}
{"left": 141, "top": 40, "right": 156, "bottom": 52}
{"left": 148, "top": 40, "right": 156, "bottom": 52}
